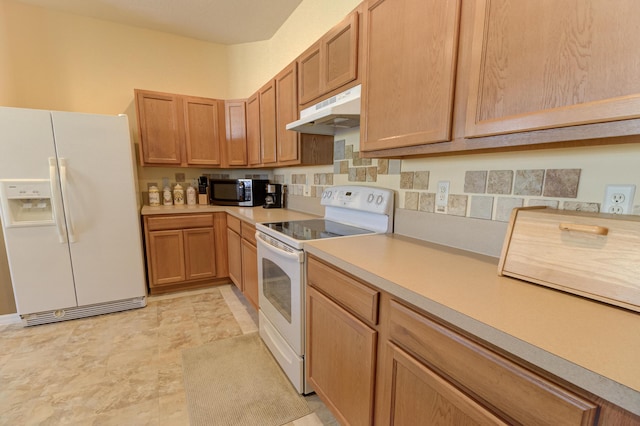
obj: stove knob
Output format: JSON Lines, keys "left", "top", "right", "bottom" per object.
{"left": 376, "top": 195, "right": 384, "bottom": 205}
{"left": 367, "top": 193, "right": 375, "bottom": 203}
{"left": 325, "top": 190, "right": 332, "bottom": 199}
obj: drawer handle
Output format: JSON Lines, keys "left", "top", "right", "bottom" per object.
{"left": 559, "top": 223, "right": 609, "bottom": 236}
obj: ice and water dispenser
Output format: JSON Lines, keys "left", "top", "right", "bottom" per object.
{"left": 0, "top": 180, "right": 54, "bottom": 227}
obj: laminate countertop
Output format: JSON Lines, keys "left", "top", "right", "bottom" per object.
{"left": 304, "top": 233, "right": 640, "bottom": 416}
{"left": 140, "top": 204, "right": 318, "bottom": 224}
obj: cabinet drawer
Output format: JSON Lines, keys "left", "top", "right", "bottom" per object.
{"left": 227, "top": 214, "right": 241, "bottom": 234}
{"left": 307, "top": 256, "right": 379, "bottom": 325}
{"left": 146, "top": 214, "right": 213, "bottom": 231}
{"left": 241, "top": 222, "right": 256, "bottom": 245}
{"left": 388, "top": 300, "right": 598, "bottom": 425}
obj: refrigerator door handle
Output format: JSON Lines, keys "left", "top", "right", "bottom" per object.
{"left": 58, "top": 158, "right": 76, "bottom": 243}
{"left": 49, "top": 157, "right": 67, "bottom": 243}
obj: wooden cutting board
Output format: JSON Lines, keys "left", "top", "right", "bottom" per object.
{"left": 499, "top": 207, "right": 640, "bottom": 312}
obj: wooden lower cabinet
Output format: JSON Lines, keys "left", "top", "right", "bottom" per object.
{"left": 306, "top": 285, "right": 377, "bottom": 426}
{"left": 143, "top": 213, "right": 228, "bottom": 294}
{"left": 226, "top": 213, "right": 259, "bottom": 310}
{"left": 306, "top": 255, "right": 639, "bottom": 426}
{"left": 385, "top": 342, "right": 506, "bottom": 425}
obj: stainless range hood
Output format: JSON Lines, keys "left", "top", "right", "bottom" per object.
{"left": 286, "top": 84, "right": 361, "bottom": 135}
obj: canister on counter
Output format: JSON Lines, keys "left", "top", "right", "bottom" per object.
{"left": 173, "top": 183, "right": 184, "bottom": 205}
{"left": 148, "top": 185, "right": 160, "bottom": 206}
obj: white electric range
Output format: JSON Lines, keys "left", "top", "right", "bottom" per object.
{"left": 255, "top": 185, "right": 395, "bottom": 394}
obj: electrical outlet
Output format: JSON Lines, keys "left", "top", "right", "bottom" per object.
{"left": 436, "top": 181, "right": 449, "bottom": 213}
{"left": 602, "top": 184, "right": 636, "bottom": 214}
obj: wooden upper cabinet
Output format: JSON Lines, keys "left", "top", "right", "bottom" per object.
{"left": 246, "top": 92, "right": 262, "bottom": 167}
{"left": 466, "top": 0, "right": 640, "bottom": 138}
{"left": 259, "top": 80, "right": 277, "bottom": 165}
{"left": 275, "top": 62, "right": 300, "bottom": 165}
{"left": 135, "top": 90, "right": 183, "bottom": 165}
{"left": 360, "top": 0, "right": 461, "bottom": 152}
{"left": 135, "top": 89, "right": 224, "bottom": 167}
{"left": 224, "top": 100, "right": 248, "bottom": 167}
{"left": 298, "top": 41, "right": 323, "bottom": 105}
{"left": 298, "top": 11, "right": 360, "bottom": 106}
{"left": 183, "top": 96, "right": 223, "bottom": 166}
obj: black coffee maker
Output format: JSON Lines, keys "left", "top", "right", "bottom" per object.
{"left": 263, "top": 184, "right": 283, "bottom": 209}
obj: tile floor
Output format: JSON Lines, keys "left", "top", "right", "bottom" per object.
{"left": 0, "top": 285, "right": 338, "bottom": 425}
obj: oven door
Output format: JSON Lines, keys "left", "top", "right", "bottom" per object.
{"left": 256, "top": 232, "right": 305, "bottom": 355}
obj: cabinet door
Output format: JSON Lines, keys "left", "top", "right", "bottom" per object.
{"left": 241, "top": 239, "right": 258, "bottom": 311}
{"left": 224, "top": 100, "right": 248, "bottom": 166}
{"left": 183, "top": 96, "right": 223, "bottom": 166}
{"left": 466, "top": 0, "right": 640, "bottom": 138}
{"left": 135, "top": 90, "right": 182, "bottom": 165}
{"left": 360, "top": 0, "right": 461, "bottom": 151}
{"left": 259, "top": 80, "right": 277, "bottom": 165}
{"left": 183, "top": 228, "right": 216, "bottom": 281}
{"left": 275, "top": 62, "right": 300, "bottom": 165}
{"left": 246, "top": 92, "right": 262, "bottom": 166}
{"left": 385, "top": 343, "right": 508, "bottom": 426}
{"left": 298, "top": 41, "right": 323, "bottom": 105}
{"left": 148, "top": 230, "right": 185, "bottom": 286}
{"left": 323, "top": 11, "right": 359, "bottom": 94}
{"left": 306, "top": 286, "right": 376, "bottom": 426}
{"left": 227, "top": 227, "right": 242, "bottom": 290}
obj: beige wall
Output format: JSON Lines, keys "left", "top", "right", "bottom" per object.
{"left": 227, "top": 0, "right": 362, "bottom": 98}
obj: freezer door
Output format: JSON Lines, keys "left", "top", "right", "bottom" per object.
{"left": 0, "top": 107, "right": 77, "bottom": 314}
{"left": 50, "top": 112, "right": 146, "bottom": 305}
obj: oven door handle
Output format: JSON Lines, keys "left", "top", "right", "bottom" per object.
{"left": 256, "top": 232, "right": 304, "bottom": 263}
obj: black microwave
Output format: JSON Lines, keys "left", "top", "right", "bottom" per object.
{"left": 209, "top": 179, "right": 269, "bottom": 206}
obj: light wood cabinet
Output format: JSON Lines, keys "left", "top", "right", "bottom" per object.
{"left": 360, "top": 0, "right": 461, "bottom": 152}
{"left": 224, "top": 100, "right": 248, "bottom": 167}
{"left": 298, "top": 10, "right": 360, "bottom": 106}
{"left": 259, "top": 80, "right": 278, "bottom": 165}
{"left": 380, "top": 299, "right": 598, "bottom": 425}
{"left": 306, "top": 256, "right": 378, "bottom": 426}
{"left": 275, "top": 62, "right": 300, "bottom": 165}
{"left": 246, "top": 92, "right": 262, "bottom": 167}
{"left": 226, "top": 214, "right": 258, "bottom": 310}
{"left": 135, "top": 90, "right": 182, "bottom": 165}
{"left": 135, "top": 89, "right": 224, "bottom": 167}
{"left": 143, "top": 213, "right": 228, "bottom": 294}
{"left": 465, "top": 0, "right": 640, "bottom": 139}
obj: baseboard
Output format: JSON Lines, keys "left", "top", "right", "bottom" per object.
{"left": 0, "top": 313, "right": 21, "bottom": 325}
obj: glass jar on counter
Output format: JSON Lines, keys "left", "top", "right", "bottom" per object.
{"left": 148, "top": 185, "right": 160, "bottom": 206}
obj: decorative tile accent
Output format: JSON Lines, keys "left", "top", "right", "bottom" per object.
{"left": 495, "top": 197, "right": 524, "bottom": 222}
{"left": 400, "top": 172, "right": 414, "bottom": 189}
{"left": 514, "top": 170, "right": 544, "bottom": 196}
{"left": 174, "top": 173, "right": 185, "bottom": 183}
{"left": 352, "top": 154, "right": 372, "bottom": 167}
{"left": 469, "top": 196, "right": 494, "bottom": 220}
{"left": 413, "top": 171, "right": 430, "bottom": 190}
{"left": 313, "top": 173, "right": 333, "bottom": 185}
{"left": 348, "top": 168, "right": 357, "bottom": 181}
{"left": 334, "top": 160, "right": 349, "bottom": 174}
{"left": 405, "top": 192, "right": 419, "bottom": 210}
{"left": 333, "top": 139, "right": 345, "bottom": 161}
{"left": 419, "top": 193, "right": 435, "bottom": 213}
{"left": 346, "top": 145, "right": 354, "bottom": 160}
{"left": 448, "top": 195, "right": 468, "bottom": 217}
{"left": 487, "top": 170, "right": 513, "bottom": 195}
{"left": 366, "top": 167, "right": 378, "bottom": 182}
{"left": 563, "top": 201, "right": 600, "bottom": 212}
{"left": 377, "top": 159, "right": 389, "bottom": 175}
{"left": 543, "top": 169, "right": 581, "bottom": 198}
{"left": 349, "top": 168, "right": 366, "bottom": 182}
{"left": 528, "top": 199, "right": 559, "bottom": 208}
{"left": 464, "top": 171, "right": 487, "bottom": 193}
{"left": 292, "top": 174, "right": 306, "bottom": 184}
{"left": 388, "top": 160, "right": 402, "bottom": 174}
{"left": 273, "top": 174, "right": 285, "bottom": 184}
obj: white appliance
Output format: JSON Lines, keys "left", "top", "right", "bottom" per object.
{"left": 285, "top": 84, "right": 361, "bottom": 135}
{"left": 256, "top": 185, "right": 394, "bottom": 394}
{"left": 0, "top": 107, "right": 147, "bottom": 326}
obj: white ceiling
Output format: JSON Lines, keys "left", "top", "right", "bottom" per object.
{"left": 14, "top": 0, "right": 304, "bottom": 45}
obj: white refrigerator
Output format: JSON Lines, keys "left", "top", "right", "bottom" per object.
{"left": 0, "top": 107, "right": 147, "bottom": 326}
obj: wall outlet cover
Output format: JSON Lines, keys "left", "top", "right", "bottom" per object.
{"left": 602, "top": 184, "right": 636, "bottom": 214}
